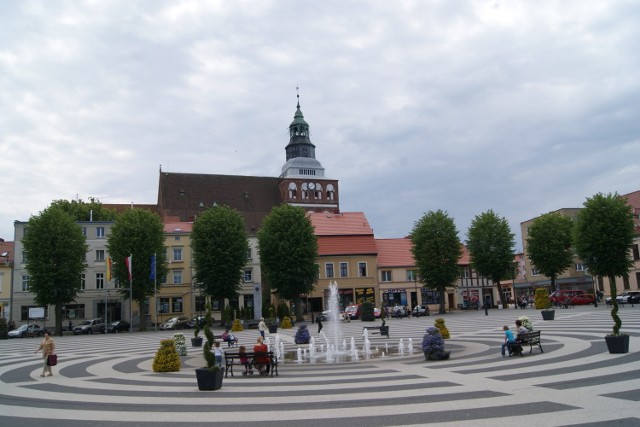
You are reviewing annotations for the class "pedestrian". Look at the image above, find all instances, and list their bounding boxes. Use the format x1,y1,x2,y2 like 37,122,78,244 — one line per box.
316,316,323,334
34,331,56,377
258,317,267,339
253,336,269,375
501,325,516,357
213,341,224,368
68,320,73,331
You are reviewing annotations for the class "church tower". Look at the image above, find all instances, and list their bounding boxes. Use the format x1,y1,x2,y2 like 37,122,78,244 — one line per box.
279,91,339,213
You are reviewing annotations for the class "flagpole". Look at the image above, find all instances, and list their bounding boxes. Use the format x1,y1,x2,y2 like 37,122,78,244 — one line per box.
128,254,133,333
153,253,157,332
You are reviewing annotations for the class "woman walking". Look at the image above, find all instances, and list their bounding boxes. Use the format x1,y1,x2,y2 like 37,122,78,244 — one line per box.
34,331,56,377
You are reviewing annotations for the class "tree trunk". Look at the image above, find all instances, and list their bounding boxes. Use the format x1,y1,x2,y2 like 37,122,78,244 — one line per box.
55,303,63,336
293,296,303,323
439,290,446,314
496,283,507,308
139,300,147,331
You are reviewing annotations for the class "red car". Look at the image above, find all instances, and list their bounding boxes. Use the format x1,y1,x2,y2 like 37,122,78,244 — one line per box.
570,293,596,305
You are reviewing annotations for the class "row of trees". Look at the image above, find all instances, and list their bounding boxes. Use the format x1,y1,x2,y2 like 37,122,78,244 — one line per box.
23,199,318,335
411,192,635,323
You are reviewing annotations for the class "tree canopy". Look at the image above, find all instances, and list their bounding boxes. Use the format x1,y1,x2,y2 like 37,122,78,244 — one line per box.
106,209,167,331
50,197,117,221
411,210,462,315
574,193,635,336
526,212,574,291
23,205,88,336
466,209,515,309
191,206,249,305
258,204,318,321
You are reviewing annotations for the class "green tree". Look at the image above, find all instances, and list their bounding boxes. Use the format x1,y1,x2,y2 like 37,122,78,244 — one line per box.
574,193,635,336
106,209,167,331
50,197,117,221
23,205,88,336
410,210,462,315
191,206,249,315
526,212,574,292
258,204,318,322
467,210,515,311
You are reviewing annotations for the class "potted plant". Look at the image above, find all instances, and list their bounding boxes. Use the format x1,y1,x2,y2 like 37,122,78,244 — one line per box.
294,325,311,344
195,300,224,390
422,327,450,360
574,193,635,355
191,320,203,347
535,288,555,320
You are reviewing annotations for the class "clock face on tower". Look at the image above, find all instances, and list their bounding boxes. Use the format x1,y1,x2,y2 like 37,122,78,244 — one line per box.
308,182,316,190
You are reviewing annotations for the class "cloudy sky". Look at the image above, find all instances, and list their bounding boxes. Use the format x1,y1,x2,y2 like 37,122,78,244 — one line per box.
2,1,639,251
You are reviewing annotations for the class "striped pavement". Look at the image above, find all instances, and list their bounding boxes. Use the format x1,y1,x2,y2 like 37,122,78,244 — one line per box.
0,305,639,427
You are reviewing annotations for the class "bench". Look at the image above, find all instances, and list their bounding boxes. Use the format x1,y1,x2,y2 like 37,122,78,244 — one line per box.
224,351,278,378
509,330,543,355
363,325,389,338
212,334,238,347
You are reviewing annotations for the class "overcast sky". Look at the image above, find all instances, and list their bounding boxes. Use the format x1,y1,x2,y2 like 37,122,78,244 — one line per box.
2,1,639,251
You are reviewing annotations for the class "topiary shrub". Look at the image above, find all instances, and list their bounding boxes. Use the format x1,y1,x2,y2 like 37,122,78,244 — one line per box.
173,333,187,356
202,300,219,371
153,339,181,372
294,325,310,344
277,302,290,319
434,318,450,339
534,288,552,310
281,316,293,329
360,301,375,321
231,318,243,332
422,327,450,360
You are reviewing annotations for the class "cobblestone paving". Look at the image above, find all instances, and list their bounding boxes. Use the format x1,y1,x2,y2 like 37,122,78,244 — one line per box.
1,305,639,426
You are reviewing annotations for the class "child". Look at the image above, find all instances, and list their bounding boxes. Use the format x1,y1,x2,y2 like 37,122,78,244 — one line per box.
239,345,252,376
213,341,224,367
501,325,516,357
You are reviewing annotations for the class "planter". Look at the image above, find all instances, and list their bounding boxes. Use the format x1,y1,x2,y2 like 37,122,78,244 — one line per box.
195,368,224,391
268,324,278,334
191,337,203,347
541,310,555,321
605,334,630,354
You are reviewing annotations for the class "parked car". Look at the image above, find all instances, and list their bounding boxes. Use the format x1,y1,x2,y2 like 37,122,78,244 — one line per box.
412,305,430,317
159,316,190,330
8,324,43,338
73,318,105,335
102,320,130,333
570,293,596,305
344,304,361,320
607,291,640,304
550,290,590,305
316,310,333,322
187,316,207,329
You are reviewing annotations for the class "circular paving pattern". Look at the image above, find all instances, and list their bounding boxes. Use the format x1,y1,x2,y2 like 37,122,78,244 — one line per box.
1,306,639,426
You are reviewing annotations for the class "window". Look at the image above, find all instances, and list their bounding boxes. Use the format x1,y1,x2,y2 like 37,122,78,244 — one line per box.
316,263,320,279
0,272,3,292
531,268,540,276
173,270,183,284
381,270,392,282
21,275,29,291
406,270,417,281
159,298,170,313
96,227,105,238
247,248,252,260
80,274,85,290
575,263,586,271
325,263,334,278
22,251,28,263
95,249,105,261
244,269,253,282
340,262,348,278
82,227,87,237
172,297,183,313
173,247,182,262
461,268,470,279
623,275,630,290
358,262,367,277
195,296,205,312
21,305,48,321
174,236,181,241
96,273,104,289
633,244,640,261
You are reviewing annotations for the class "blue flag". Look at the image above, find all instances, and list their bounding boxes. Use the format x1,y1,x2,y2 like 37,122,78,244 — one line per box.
149,255,156,281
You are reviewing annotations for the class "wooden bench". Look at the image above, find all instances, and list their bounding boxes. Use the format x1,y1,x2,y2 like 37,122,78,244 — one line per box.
509,330,543,355
224,351,278,378
363,325,389,338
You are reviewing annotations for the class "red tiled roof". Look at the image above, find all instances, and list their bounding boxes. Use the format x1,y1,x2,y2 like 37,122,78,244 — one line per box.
163,222,193,233
318,235,377,256
309,212,373,236
0,240,14,263
375,238,414,267
623,189,640,210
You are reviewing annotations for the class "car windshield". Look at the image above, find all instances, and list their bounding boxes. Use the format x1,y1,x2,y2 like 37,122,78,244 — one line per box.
16,325,28,331
167,318,178,322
